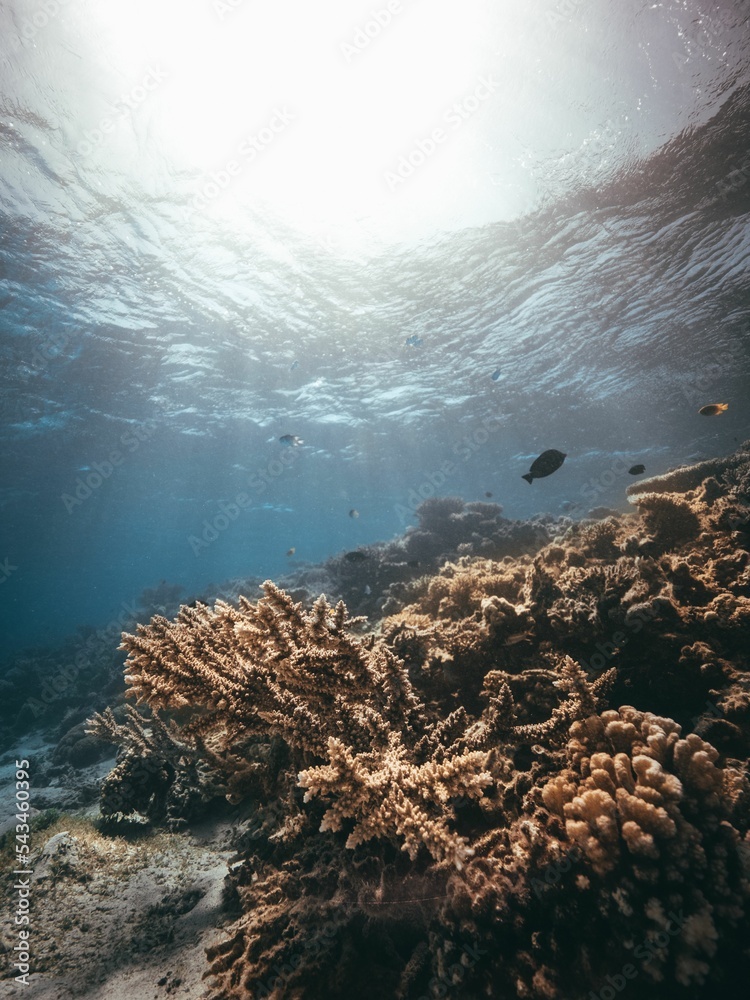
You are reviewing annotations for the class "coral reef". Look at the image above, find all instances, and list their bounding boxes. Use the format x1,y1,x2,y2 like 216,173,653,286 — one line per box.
80,447,750,998
111,585,600,864
276,496,569,624
625,447,750,499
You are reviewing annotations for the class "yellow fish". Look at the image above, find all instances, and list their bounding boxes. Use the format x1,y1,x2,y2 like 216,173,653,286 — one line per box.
698,403,728,416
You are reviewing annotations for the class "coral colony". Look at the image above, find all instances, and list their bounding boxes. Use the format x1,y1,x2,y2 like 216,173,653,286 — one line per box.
73,446,750,996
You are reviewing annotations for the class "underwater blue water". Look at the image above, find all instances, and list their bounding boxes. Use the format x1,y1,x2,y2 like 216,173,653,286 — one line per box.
0,0,749,655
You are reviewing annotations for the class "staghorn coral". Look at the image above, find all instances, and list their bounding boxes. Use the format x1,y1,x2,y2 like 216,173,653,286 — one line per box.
298,734,491,867
115,582,507,866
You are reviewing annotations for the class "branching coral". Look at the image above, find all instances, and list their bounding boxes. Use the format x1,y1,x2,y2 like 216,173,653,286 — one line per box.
118,584,507,865
299,734,491,867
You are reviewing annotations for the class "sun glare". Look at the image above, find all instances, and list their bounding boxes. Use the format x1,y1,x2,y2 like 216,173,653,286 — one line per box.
80,0,497,241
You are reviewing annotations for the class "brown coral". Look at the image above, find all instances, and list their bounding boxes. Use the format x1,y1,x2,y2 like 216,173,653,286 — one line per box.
119,583,496,866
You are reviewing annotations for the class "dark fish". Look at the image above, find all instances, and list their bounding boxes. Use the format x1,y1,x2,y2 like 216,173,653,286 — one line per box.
628,464,646,475
505,632,532,646
484,491,493,498
344,551,369,562
290,360,299,371
522,449,566,484
406,560,420,568
491,369,501,381
698,403,728,416
279,434,303,446
349,508,359,518
286,547,295,557
405,335,423,347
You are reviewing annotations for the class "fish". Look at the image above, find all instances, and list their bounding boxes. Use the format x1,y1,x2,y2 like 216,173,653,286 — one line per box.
290,360,299,371
484,491,493,498
286,547,295,557
698,403,728,416
505,632,533,646
405,335,423,347
364,585,371,595
344,550,369,562
349,508,359,518
279,434,303,446
560,500,581,512
406,560,420,568
628,464,646,475
522,449,566,484
491,369,501,381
